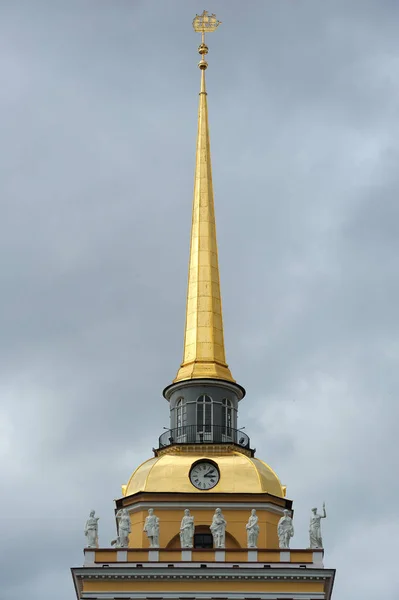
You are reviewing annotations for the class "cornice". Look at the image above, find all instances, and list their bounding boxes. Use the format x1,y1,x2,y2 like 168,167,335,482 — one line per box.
81,595,325,600
72,566,334,581
72,566,335,600
119,501,288,515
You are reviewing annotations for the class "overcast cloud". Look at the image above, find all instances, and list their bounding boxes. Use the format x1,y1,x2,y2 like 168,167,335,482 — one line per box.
1,1,398,599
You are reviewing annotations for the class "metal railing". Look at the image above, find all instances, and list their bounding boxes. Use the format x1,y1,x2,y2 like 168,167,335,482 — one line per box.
158,424,250,449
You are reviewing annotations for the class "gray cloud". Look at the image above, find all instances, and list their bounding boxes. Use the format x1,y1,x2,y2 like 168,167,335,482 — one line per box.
1,1,397,599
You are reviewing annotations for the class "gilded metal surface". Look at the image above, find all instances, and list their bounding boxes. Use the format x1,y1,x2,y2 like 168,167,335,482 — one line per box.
193,11,221,34
174,14,235,384
123,452,284,498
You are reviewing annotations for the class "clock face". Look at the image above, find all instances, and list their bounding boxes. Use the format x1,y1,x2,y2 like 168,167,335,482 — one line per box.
190,461,220,490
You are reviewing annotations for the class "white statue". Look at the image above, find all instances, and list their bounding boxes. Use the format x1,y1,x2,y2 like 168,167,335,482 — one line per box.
210,508,227,548
114,508,131,548
84,510,99,548
309,503,326,548
246,509,260,548
144,508,160,548
277,509,294,549
180,509,194,548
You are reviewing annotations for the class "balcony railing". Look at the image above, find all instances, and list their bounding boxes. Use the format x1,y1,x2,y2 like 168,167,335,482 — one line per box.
158,424,251,449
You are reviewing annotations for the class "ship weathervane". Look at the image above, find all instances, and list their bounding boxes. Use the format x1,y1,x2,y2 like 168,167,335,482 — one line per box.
193,10,221,68
192,10,222,34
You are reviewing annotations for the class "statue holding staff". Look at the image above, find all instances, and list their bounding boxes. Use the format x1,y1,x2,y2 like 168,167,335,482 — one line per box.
309,503,326,548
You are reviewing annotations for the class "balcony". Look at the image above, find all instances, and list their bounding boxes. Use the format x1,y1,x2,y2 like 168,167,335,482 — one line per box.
158,424,251,450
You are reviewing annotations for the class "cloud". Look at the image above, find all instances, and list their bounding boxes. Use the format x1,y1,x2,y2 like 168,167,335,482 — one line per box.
0,1,396,599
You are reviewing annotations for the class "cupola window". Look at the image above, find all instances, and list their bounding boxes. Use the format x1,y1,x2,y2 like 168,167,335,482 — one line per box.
176,398,186,436
196,394,212,435
222,398,232,437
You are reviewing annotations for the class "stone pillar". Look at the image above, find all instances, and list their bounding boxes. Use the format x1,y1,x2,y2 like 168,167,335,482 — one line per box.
247,550,258,562
83,550,95,566
181,550,192,561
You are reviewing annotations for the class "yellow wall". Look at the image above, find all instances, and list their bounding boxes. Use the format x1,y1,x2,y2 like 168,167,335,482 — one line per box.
225,550,248,562
257,550,280,562
126,506,281,549
127,550,151,562
291,550,314,563
192,550,215,561
83,579,325,594
159,550,182,562
94,551,117,562
265,519,279,547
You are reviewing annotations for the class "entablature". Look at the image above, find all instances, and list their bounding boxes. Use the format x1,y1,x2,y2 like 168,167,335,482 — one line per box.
72,557,335,600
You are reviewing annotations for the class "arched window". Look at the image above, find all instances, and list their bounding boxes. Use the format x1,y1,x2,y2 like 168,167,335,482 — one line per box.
176,398,186,436
222,398,232,437
196,394,212,433
194,532,213,548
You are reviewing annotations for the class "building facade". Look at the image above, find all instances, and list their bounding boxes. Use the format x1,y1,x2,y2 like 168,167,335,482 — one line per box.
72,12,335,600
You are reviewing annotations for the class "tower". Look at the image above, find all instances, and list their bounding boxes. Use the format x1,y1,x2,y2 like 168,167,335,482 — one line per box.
72,12,335,600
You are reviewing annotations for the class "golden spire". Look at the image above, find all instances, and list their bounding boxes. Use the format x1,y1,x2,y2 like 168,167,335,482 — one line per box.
174,12,235,384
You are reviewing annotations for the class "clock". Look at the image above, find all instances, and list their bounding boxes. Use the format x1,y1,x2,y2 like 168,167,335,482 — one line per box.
189,461,220,490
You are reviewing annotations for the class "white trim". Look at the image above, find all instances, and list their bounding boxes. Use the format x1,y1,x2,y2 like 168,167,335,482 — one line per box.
215,549,225,562
247,550,258,561
73,566,333,579
280,551,290,561
72,566,333,600
81,593,325,600
123,502,287,515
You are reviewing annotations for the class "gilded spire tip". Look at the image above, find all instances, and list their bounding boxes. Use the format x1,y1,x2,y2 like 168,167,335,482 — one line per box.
193,10,221,70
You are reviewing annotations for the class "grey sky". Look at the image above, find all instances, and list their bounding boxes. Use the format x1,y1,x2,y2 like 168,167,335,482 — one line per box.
1,1,398,598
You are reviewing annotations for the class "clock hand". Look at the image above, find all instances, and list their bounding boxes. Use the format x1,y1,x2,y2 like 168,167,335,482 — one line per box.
204,469,216,478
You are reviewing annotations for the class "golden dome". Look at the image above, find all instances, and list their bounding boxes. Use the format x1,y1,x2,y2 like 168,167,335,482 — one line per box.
123,452,285,498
